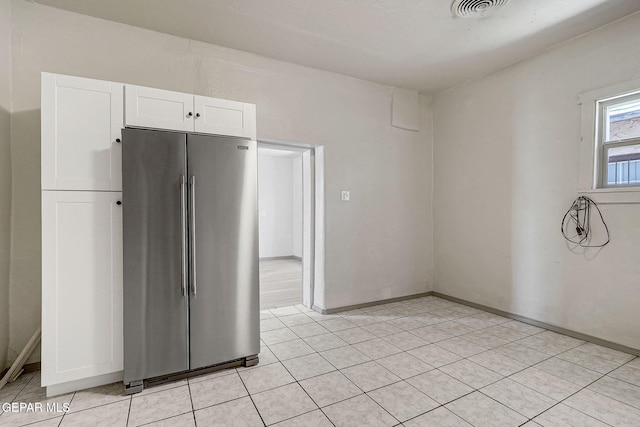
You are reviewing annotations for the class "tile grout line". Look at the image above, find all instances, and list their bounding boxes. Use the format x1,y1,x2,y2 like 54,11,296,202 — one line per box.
235,363,268,426
262,330,348,420
463,328,631,425
56,389,76,427
285,300,620,424
17,296,635,427
557,362,640,419
400,404,469,426
269,354,338,427
446,331,588,423
360,379,436,426
268,306,633,426
271,304,531,393
605,360,640,389
267,308,489,426
186,376,197,427
517,360,622,426
1,372,38,409
301,363,402,425
262,323,411,425
265,297,640,426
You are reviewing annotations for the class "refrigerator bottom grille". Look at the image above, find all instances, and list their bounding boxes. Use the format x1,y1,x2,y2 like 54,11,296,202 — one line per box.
124,354,259,395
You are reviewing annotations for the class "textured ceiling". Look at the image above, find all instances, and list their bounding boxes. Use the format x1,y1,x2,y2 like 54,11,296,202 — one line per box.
31,0,640,93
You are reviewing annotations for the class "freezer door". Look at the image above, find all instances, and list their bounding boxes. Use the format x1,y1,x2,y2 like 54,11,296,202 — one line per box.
122,128,189,383
187,134,259,369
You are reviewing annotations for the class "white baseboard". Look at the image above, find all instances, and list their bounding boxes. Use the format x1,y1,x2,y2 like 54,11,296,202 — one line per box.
320,291,640,356
46,371,123,397
259,256,302,261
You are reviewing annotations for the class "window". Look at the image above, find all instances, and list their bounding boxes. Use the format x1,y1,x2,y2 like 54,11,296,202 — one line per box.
597,91,640,187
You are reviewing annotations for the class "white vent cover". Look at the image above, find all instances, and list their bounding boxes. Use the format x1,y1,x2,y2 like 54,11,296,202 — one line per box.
451,0,509,18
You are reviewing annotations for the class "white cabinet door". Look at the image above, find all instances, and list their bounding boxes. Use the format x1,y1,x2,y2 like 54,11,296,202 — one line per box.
41,191,123,387
125,85,194,132
41,73,123,191
194,96,256,139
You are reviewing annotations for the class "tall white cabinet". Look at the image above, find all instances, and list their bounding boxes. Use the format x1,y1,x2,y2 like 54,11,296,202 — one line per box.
41,192,123,390
41,72,257,396
41,73,124,395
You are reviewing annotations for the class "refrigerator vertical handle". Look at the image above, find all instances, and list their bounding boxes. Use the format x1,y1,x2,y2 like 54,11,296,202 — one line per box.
189,176,197,296
180,175,187,296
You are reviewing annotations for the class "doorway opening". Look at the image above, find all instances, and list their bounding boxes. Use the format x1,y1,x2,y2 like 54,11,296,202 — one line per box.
257,140,324,311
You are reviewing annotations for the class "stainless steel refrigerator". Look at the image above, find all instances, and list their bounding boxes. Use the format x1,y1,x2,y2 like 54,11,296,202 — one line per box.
122,128,259,394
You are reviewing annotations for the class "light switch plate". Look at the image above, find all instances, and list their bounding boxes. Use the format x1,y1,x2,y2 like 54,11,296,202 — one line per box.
341,191,350,201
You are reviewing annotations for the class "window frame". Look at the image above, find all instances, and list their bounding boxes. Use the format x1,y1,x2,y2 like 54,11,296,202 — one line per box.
596,91,640,188
577,77,640,204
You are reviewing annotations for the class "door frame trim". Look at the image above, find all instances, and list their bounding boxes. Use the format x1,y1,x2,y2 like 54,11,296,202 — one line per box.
257,139,325,310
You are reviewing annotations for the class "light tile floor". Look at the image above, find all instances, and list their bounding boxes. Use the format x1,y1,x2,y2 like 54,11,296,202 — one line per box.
259,259,302,310
2,296,640,426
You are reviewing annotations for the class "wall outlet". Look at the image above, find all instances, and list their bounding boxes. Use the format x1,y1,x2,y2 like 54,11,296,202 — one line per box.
341,191,350,201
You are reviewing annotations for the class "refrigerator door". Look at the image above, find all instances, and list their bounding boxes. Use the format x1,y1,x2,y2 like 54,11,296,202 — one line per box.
122,128,189,383
187,134,260,369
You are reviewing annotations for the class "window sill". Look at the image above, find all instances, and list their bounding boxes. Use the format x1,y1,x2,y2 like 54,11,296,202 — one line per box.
578,187,640,204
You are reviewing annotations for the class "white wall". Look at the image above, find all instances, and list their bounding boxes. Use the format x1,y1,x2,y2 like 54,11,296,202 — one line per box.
258,154,294,258
433,12,640,349
292,154,303,258
7,0,434,362
0,0,12,369
258,152,303,259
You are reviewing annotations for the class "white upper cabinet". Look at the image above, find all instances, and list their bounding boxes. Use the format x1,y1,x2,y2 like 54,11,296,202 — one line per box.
125,84,256,139
41,190,123,387
194,96,256,139
124,85,194,133
41,73,123,191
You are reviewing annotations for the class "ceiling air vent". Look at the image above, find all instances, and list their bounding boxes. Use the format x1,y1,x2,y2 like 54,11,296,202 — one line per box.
451,0,509,19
